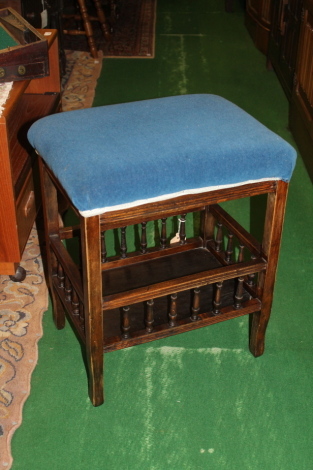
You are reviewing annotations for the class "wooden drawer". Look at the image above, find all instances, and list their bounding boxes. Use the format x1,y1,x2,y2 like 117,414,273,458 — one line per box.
16,168,37,253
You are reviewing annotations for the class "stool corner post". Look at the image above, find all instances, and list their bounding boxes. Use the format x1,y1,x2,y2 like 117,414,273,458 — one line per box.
81,214,104,406
249,310,266,357
38,157,66,329
249,180,290,358
201,205,216,247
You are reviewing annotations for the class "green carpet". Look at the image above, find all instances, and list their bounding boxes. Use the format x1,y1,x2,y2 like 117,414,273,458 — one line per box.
11,1,313,469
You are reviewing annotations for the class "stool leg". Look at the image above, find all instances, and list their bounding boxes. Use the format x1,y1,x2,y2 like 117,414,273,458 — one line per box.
77,0,98,58
39,159,66,330
250,180,289,357
92,0,111,42
81,215,104,406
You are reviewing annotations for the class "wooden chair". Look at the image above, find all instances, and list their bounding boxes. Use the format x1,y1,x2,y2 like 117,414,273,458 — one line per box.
27,94,296,406
63,0,111,58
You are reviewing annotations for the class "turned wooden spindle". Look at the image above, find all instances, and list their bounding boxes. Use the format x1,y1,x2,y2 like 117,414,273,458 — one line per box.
141,222,147,254
237,243,245,263
248,254,257,286
101,232,107,263
64,275,72,302
120,226,127,259
121,306,131,339
79,303,85,326
212,281,223,315
145,299,155,333
72,289,80,316
57,262,65,289
63,0,111,59
160,218,167,249
168,293,178,327
93,0,111,42
191,287,201,321
234,277,244,309
225,231,234,263
76,0,98,58
215,221,223,252
179,214,186,245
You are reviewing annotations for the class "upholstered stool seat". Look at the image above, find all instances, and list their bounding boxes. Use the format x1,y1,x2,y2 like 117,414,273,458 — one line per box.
28,94,296,406
28,95,295,215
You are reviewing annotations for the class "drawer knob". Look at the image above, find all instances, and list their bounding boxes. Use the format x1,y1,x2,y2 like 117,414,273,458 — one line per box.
18,65,26,76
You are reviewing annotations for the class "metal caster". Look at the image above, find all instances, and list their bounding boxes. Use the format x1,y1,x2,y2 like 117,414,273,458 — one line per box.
9,265,26,282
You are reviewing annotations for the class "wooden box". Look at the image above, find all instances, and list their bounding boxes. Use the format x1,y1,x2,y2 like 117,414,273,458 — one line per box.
0,7,49,83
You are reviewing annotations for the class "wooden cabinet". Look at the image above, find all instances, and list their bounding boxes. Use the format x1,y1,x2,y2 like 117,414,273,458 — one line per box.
245,0,273,54
246,0,313,180
289,0,313,180
268,0,303,99
0,0,46,28
0,1,22,15
0,29,60,276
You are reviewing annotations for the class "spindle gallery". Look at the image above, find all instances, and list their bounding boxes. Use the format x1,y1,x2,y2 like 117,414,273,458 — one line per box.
53,206,265,352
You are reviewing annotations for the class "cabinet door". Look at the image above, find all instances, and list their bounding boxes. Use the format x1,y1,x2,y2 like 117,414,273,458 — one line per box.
245,0,273,54
0,0,45,27
0,1,22,13
247,0,272,20
290,0,313,180
268,0,303,99
21,0,44,28
295,1,313,111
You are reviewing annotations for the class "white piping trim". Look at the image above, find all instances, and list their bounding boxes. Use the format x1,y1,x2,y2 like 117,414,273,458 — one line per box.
79,177,280,218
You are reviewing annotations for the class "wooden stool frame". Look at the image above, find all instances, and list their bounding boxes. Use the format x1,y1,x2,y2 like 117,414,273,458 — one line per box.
39,157,289,407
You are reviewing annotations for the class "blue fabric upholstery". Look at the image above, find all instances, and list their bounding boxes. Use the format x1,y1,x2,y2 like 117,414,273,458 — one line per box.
27,94,296,216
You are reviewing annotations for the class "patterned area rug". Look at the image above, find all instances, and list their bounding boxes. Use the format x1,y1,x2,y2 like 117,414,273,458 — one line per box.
0,227,47,469
63,0,156,58
0,51,102,470
61,50,103,111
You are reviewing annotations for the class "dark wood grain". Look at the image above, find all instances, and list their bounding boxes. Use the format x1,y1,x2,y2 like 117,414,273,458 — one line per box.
245,0,272,55
103,299,262,352
289,0,313,183
250,180,288,356
267,0,302,100
0,8,49,83
81,214,104,406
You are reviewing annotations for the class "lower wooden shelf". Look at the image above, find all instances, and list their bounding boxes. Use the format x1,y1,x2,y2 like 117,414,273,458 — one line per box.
50,225,265,352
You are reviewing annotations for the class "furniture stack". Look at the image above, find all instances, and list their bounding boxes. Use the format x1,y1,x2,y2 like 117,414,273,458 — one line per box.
246,0,313,181
0,27,60,278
